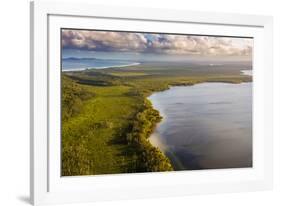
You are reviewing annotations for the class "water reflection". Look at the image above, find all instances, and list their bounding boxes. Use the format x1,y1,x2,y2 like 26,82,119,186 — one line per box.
148,82,252,170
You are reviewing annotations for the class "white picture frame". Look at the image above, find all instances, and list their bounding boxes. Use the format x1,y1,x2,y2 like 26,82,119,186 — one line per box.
30,0,273,205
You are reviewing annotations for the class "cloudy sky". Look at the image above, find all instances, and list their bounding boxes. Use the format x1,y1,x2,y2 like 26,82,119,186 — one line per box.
62,29,253,61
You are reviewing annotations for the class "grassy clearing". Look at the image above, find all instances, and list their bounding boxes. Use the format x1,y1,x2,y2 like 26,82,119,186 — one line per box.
109,72,148,77
62,84,142,175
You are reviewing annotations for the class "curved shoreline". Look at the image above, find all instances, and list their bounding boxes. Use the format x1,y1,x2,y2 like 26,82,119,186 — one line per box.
62,68,253,175
145,80,253,171
62,62,141,72
126,98,174,172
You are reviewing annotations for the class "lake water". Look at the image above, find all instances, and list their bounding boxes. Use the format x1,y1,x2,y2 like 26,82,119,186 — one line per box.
148,82,252,170
62,58,140,71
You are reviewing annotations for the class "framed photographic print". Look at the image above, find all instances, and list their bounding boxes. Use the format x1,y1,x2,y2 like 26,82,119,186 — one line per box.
30,0,273,205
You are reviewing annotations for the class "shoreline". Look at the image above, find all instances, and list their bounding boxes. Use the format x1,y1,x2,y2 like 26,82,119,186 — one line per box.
62,68,253,175
146,80,253,170
62,62,140,72
125,97,174,172
240,69,253,76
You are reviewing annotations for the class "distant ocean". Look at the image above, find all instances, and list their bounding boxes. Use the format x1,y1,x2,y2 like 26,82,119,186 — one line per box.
62,57,140,71
241,70,253,76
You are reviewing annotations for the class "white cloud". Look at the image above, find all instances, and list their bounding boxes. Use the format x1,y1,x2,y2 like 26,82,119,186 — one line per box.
62,29,253,57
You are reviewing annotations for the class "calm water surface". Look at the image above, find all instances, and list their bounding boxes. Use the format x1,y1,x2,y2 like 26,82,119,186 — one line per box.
148,82,252,170
62,58,140,71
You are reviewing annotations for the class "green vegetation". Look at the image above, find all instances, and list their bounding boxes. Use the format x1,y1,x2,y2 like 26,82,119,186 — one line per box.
62,64,252,176
126,99,173,172
109,72,148,77
62,75,94,121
